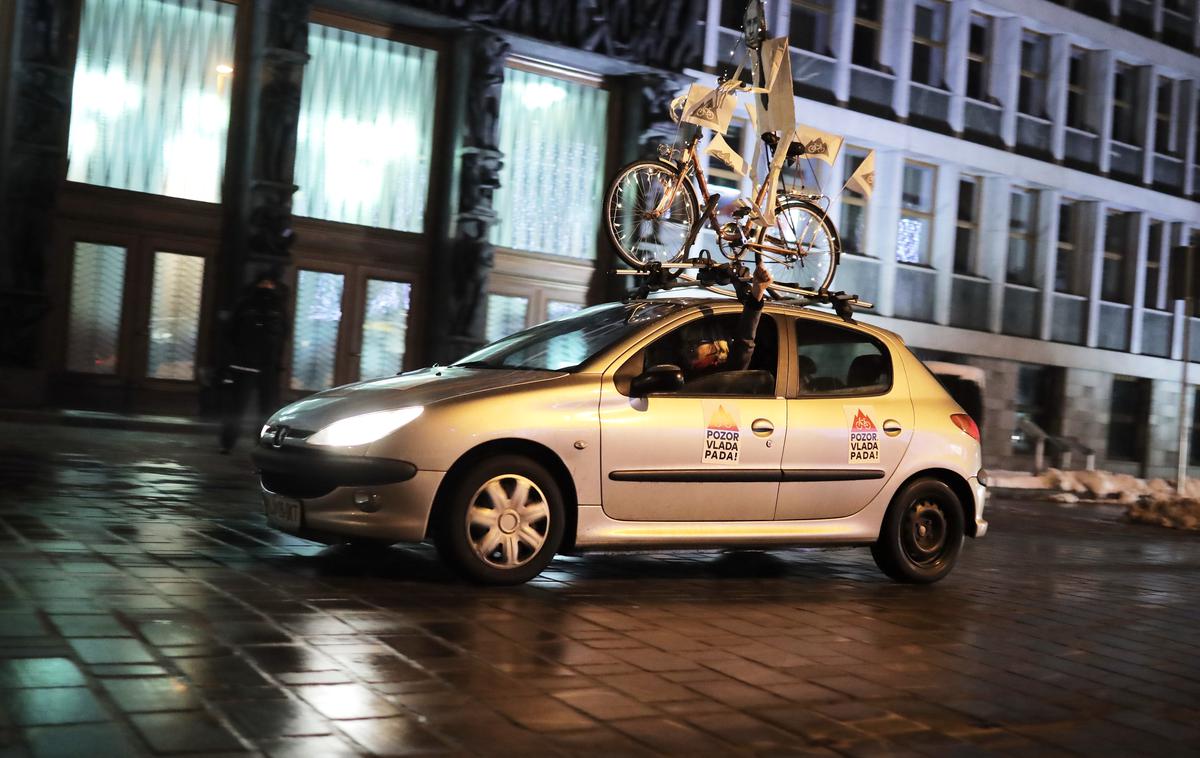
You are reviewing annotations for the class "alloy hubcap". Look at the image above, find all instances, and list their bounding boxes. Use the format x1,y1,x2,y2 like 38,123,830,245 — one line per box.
466,474,550,569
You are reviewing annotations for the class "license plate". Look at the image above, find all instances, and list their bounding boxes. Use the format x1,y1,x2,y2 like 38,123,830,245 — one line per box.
264,494,302,531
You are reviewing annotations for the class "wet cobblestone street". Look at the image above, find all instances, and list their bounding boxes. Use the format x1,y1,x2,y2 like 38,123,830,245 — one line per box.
0,421,1198,757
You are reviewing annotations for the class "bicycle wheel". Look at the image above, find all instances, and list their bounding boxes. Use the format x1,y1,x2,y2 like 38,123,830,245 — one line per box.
605,160,699,269
753,196,841,293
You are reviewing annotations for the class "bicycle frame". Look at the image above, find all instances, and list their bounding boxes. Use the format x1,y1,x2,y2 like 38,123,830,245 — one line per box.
655,139,823,266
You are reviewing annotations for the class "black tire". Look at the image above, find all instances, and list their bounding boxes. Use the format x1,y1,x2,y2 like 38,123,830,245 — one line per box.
604,160,699,269
871,478,964,584
434,455,565,585
753,196,841,293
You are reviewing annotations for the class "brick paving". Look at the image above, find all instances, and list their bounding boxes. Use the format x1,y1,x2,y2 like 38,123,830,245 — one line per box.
0,421,1198,757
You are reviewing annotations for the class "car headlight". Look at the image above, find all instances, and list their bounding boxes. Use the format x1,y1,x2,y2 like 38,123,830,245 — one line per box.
308,407,424,447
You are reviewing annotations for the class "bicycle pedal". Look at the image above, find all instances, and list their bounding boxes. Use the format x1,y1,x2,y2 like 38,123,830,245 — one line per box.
731,206,751,219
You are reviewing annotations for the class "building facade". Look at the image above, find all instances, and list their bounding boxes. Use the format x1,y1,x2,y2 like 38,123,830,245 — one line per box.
0,0,1198,477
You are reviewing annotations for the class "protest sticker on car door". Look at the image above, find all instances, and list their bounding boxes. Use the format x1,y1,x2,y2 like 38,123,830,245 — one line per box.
844,406,880,464
702,402,740,464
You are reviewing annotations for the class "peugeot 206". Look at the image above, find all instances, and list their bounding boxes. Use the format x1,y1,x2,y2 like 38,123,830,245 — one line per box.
255,298,987,585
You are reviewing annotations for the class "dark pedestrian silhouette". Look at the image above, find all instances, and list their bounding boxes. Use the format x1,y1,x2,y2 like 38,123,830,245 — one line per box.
219,271,288,452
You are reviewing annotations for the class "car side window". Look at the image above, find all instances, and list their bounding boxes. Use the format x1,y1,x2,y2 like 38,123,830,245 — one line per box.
795,320,891,396
621,313,779,396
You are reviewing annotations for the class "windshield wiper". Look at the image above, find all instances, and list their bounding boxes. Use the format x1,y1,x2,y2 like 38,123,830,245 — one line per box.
451,360,498,369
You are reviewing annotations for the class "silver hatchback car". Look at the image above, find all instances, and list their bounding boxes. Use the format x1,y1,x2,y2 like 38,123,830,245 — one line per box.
256,298,987,585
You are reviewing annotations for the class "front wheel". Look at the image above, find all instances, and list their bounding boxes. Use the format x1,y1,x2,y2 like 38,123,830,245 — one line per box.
753,196,840,293
434,455,565,585
871,478,964,584
605,160,699,269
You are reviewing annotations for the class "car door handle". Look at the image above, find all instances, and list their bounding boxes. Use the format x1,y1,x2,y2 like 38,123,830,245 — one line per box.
751,418,774,437
882,419,902,436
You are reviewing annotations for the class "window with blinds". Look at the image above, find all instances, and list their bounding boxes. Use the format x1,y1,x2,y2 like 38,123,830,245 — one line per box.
293,24,438,232
492,67,609,259
67,0,236,202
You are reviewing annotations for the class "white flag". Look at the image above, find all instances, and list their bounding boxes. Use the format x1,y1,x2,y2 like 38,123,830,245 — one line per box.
704,133,748,177
845,150,877,199
680,83,736,134
793,124,844,166
759,37,795,136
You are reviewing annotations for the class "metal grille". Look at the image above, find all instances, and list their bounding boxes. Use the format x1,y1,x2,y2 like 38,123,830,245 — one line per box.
68,0,235,202
293,24,437,232
359,280,412,380
492,69,609,259
291,270,344,390
485,295,529,343
66,243,127,374
147,252,205,380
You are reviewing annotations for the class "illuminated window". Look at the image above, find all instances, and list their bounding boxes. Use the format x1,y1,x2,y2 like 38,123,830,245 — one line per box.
954,176,979,275
293,24,437,232
147,252,205,381
67,0,235,202
359,280,412,380
485,295,529,343
897,161,935,265
290,270,345,391
66,243,127,374
1007,188,1038,286
492,67,609,259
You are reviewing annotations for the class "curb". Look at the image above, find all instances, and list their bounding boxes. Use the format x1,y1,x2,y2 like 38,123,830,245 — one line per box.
0,407,220,435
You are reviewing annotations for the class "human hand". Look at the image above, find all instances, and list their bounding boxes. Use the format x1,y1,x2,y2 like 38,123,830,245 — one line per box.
751,264,773,301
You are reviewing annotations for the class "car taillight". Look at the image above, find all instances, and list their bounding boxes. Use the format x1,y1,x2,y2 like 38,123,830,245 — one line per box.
951,413,980,442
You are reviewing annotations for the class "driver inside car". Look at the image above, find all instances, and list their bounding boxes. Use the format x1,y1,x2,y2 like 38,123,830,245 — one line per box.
682,263,773,377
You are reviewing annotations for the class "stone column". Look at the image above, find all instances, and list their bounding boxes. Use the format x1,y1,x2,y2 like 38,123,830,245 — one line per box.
0,0,76,376
210,0,310,385
425,30,510,366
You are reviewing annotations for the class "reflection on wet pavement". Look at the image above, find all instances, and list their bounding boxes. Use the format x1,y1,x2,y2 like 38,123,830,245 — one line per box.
1,422,1198,756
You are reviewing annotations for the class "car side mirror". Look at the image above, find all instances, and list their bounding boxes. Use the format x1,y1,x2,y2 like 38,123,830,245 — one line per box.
630,364,684,396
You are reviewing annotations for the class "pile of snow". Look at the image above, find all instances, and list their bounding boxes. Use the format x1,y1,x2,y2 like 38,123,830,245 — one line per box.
990,467,1200,531
1127,498,1200,531
989,468,1200,504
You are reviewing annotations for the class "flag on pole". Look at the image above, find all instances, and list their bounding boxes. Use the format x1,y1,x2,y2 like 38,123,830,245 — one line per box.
758,37,795,136
704,133,748,177
844,149,877,200
793,124,844,166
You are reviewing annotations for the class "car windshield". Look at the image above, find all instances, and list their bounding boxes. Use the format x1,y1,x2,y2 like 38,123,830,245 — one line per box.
453,302,683,372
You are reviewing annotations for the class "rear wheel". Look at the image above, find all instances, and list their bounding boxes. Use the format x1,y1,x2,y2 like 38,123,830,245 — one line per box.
871,478,964,583
434,455,565,585
753,196,840,293
605,160,699,269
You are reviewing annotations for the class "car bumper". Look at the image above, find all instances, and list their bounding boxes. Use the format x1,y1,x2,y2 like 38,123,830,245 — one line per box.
253,444,443,543
971,473,988,538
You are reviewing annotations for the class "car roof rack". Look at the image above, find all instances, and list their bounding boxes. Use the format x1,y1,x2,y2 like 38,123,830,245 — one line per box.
614,254,873,323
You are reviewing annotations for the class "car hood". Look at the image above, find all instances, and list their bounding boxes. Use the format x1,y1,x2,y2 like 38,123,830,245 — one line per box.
270,367,565,432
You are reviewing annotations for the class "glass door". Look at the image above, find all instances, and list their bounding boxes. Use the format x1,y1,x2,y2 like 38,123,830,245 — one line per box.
62,233,213,400
288,264,414,394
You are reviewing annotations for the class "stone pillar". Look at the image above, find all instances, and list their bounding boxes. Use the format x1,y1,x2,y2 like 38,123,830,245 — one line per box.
944,0,969,134
0,0,76,375
1036,189,1061,341
210,0,310,380
426,30,510,366
243,0,311,281
992,16,1021,149
829,0,854,104
1046,34,1069,161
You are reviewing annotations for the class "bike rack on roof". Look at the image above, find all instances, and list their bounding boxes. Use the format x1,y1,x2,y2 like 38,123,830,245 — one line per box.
613,254,873,323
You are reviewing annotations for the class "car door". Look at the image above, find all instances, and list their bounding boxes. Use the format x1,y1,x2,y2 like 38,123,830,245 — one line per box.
599,309,787,522
775,316,915,521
